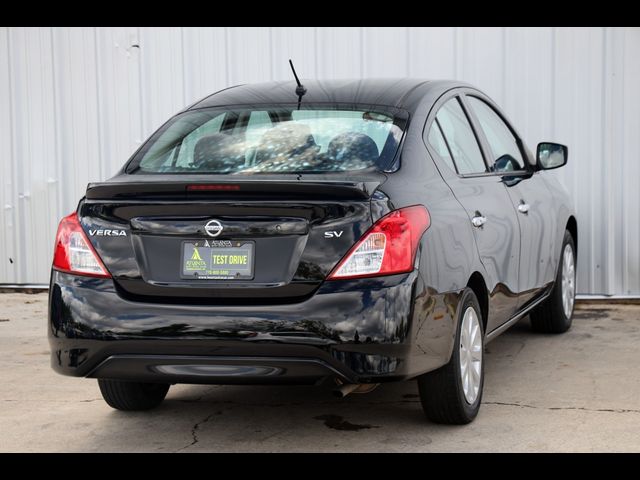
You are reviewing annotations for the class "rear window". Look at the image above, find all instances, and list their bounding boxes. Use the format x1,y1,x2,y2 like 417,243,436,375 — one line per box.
127,106,407,174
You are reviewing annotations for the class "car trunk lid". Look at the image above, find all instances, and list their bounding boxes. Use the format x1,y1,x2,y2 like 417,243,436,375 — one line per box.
78,174,384,304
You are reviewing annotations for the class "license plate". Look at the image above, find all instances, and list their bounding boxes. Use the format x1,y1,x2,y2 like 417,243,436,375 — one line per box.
181,240,254,280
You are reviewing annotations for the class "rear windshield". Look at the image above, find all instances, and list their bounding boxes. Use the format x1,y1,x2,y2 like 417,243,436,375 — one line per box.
126,106,407,174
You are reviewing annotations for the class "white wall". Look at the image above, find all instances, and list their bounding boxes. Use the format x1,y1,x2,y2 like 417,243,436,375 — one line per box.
1,27,639,294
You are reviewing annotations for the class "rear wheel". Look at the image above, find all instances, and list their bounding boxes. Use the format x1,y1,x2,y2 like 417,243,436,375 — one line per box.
98,379,169,411
530,230,575,333
417,288,484,424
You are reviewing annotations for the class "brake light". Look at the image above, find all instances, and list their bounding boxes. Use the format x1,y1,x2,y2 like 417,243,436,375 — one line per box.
52,212,111,278
328,205,430,280
187,184,241,191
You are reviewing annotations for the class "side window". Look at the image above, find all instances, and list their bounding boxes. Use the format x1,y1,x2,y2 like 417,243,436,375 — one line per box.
466,96,524,172
426,121,457,173
435,98,487,174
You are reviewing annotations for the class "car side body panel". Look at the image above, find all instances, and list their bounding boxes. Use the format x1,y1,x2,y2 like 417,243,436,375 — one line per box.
418,86,525,334
539,171,578,273
458,88,561,310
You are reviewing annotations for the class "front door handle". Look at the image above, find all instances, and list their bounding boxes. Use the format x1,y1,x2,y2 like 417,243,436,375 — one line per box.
518,201,530,214
471,213,487,228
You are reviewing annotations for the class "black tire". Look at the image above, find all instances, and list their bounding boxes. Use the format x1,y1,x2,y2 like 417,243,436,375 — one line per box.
417,288,484,424
530,230,575,334
98,379,169,411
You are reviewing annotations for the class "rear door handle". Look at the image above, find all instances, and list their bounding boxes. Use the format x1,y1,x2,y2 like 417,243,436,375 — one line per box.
518,201,530,214
471,214,487,228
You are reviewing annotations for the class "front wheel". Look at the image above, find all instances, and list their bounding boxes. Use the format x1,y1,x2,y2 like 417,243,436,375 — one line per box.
98,379,170,411
530,230,576,333
417,288,484,424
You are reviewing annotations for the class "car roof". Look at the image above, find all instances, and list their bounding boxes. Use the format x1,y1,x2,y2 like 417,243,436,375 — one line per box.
188,79,465,113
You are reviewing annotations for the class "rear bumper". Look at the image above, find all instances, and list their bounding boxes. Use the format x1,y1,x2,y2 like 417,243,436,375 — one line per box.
48,270,460,384
88,355,351,385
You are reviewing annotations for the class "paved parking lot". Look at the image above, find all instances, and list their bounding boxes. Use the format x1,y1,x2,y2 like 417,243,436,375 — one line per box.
0,292,638,452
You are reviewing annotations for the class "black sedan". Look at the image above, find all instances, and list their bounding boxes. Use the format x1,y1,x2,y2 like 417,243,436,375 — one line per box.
48,78,576,424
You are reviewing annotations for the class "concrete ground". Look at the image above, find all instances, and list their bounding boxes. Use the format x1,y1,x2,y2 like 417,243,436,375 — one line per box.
0,292,638,452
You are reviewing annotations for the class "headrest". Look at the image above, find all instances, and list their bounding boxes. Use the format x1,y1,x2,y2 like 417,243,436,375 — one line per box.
193,133,244,171
327,132,379,163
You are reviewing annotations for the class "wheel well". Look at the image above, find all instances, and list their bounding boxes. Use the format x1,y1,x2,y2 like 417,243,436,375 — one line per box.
566,216,578,253
467,272,488,331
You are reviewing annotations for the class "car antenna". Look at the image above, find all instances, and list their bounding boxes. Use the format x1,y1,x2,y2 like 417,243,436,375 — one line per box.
288,59,307,110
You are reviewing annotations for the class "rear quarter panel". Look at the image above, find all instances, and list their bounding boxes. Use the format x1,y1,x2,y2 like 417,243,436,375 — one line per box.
374,110,486,375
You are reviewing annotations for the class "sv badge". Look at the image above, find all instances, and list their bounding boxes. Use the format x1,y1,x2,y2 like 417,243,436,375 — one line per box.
324,231,344,238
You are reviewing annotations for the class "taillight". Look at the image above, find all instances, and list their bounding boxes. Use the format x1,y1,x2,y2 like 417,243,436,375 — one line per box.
52,212,111,278
328,205,430,280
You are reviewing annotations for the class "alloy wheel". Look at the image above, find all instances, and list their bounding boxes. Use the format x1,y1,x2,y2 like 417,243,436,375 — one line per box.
459,307,482,404
561,244,576,317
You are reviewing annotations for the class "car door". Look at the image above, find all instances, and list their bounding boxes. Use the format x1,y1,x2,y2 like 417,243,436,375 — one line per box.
463,94,556,308
425,95,520,333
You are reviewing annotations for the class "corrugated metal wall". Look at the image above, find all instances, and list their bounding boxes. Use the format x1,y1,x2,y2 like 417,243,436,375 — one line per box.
1,27,639,294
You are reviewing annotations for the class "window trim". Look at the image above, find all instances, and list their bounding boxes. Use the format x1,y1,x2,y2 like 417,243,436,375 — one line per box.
428,95,490,175
423,92,489,177
460,93,533,177
429,117,459,175
422,87,533,180
454,95,492,174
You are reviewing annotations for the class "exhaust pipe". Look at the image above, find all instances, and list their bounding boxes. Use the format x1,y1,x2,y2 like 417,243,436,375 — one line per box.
333,383,379,398
334,383,360,398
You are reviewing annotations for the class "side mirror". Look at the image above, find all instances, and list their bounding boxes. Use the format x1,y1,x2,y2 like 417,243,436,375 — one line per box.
492,154,518,173
537,142,568,170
